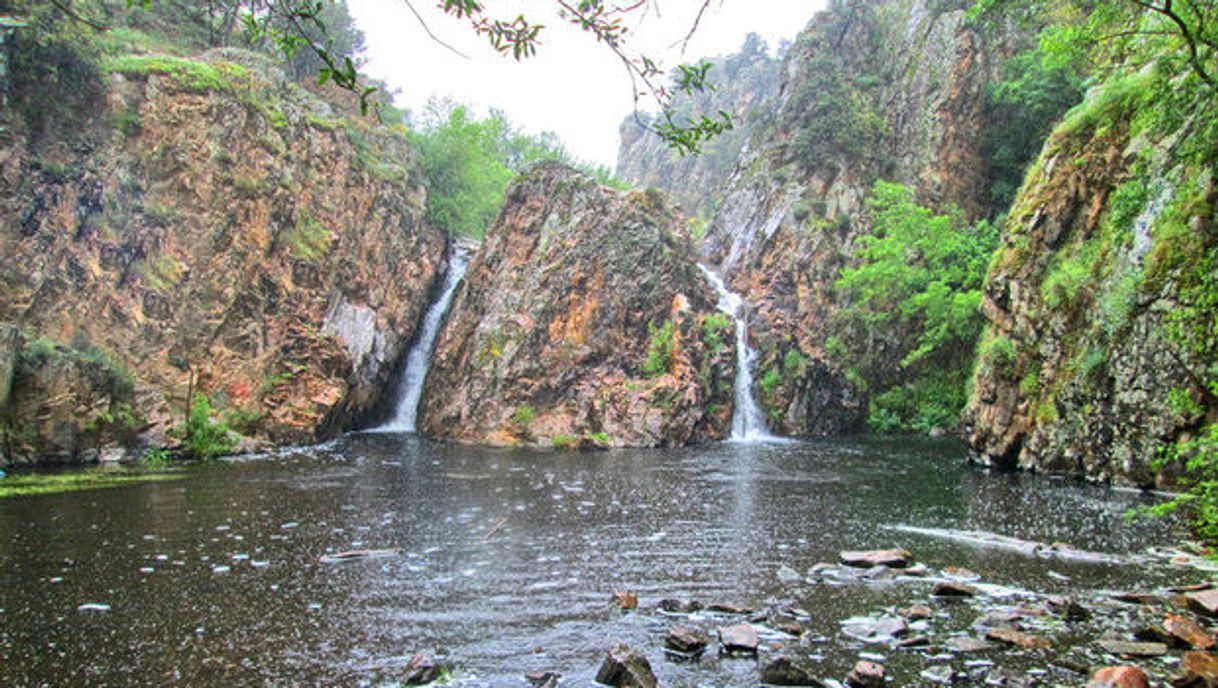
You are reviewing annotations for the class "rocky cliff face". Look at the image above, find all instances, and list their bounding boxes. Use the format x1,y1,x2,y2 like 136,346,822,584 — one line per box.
693,0,1017,436
615,36,781,220
0,48,445,465
964,63,1218,485
418,162,734,447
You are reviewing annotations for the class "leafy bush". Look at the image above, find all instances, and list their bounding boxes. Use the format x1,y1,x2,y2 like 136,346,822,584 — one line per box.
642,320,675,377
177,394,237,461
510,404,535,431
834,181,998,432
701,313,731,355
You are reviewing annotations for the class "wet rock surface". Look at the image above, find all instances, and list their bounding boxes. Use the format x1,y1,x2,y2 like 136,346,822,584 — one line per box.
419,162,733,448
595,644,657,688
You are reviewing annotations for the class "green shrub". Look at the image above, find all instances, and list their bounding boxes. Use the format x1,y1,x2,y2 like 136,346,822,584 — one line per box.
701,313,731,354
760,368,781,395
783,349,808,375
642,320,675,377
176,394,237,461
510,404,535,431
280,211,332,262
141,447,172,468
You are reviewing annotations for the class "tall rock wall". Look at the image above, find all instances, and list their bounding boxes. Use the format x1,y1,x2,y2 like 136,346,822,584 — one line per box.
615,36,782,220
418,162,735,447
964,62,1218,485
0,48,445,465
693,0,1018,436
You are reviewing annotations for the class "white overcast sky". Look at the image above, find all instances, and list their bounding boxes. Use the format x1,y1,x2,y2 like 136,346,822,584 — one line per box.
347,1,825,168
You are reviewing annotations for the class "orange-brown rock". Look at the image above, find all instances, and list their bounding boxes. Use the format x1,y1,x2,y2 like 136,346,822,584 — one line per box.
418,163,733,447
0,49,444,464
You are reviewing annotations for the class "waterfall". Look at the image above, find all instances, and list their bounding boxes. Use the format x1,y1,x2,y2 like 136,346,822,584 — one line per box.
698,265,776,442
378,248,470,433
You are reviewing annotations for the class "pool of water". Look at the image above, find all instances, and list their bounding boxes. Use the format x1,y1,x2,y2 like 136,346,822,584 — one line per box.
0,435,1198,686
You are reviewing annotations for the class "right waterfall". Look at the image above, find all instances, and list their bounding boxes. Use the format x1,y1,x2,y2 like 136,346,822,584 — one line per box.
698,265,777,442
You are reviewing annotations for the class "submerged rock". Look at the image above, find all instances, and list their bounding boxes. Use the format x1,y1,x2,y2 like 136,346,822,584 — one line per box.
595,644,657,688
418,163,733,448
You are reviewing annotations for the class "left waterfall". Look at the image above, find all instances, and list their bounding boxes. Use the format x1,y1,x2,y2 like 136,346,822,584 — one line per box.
377,247,471,432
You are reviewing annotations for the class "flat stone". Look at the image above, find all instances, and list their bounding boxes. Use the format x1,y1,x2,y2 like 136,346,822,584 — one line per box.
948,636,995,653
899,604,933,620
873,616,909,638
1166,614,1217,650
943,566,980,580
840,548,912,569
1087,666,1149,688
1113,591,1159,605
403,653,448,685
664,627,708,655
897,635,931,648
707,601,753,615
1173,651,1218,687
933,581,977,597
595,644,656,688
1190,590,1218,617
760,655,825,686
985,628,1051,650
717,623,759,655
846,660,885,688
525,670,561,687
1135,625,1175,645
1098,640,1169,657
775,621,805,637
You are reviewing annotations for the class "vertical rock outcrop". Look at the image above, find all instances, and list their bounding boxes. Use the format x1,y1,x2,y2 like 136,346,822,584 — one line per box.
418,162,734,447
964,63,1218,485
0,49,444,464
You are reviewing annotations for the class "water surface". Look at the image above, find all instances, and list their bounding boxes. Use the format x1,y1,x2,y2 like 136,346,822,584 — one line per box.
0,436,1194,686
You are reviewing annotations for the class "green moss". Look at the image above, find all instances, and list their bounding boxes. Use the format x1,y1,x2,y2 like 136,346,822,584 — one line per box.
760,368,781,395
281,211,332,262
0,469,186,499
1056,69,1154,139
551,434,576,448
1018,369,1040,396
141,255,184,292
103,55,250,93
978,334,1017,372
783,349,808,375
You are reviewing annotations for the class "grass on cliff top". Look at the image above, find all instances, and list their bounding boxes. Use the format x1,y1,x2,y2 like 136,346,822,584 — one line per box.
103,54,251,93
0,469,187,499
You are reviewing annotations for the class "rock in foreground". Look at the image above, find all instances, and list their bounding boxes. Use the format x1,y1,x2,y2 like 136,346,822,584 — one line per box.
595,644,657,688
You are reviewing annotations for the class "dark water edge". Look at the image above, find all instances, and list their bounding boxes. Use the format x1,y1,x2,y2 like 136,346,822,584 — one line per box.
0,434,1204,686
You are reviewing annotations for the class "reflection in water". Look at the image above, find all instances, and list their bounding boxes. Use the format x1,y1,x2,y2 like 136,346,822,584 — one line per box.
0,436,1189,686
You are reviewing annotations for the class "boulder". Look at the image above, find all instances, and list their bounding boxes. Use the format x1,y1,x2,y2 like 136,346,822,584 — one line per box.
846,660,885,688
402,653,449,685
1165,614,1216,650
1088,666,1149,688
760,655,825,686
595,644,657,688
1191,590,1218,618
664,627,708,655
933,581,978,597
1173,651,1218,687
718,623,759,655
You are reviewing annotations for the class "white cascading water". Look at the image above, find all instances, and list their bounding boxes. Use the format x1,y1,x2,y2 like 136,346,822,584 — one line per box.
379,248,470,433
698,265,775,442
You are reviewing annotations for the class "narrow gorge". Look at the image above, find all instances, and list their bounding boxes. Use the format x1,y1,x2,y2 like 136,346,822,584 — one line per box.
2,0,1217,686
